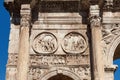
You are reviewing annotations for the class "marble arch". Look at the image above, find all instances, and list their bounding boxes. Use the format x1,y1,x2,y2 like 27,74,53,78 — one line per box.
107,35,120,64
40,68,80,80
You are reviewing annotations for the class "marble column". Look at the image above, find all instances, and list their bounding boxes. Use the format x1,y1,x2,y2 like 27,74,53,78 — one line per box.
17,4,31,80
89,5,104,80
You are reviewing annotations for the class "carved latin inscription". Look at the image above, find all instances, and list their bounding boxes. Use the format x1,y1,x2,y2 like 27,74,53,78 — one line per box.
32,32,58,54
62,32,87,54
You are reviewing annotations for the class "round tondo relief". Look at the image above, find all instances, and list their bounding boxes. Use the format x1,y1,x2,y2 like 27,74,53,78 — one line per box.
62,32,87,54
32,32,58,54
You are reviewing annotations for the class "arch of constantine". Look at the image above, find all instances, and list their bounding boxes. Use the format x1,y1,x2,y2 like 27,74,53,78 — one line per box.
4,0,120,80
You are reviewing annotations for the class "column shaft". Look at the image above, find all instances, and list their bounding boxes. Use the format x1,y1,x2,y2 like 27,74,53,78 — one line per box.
17,4,31,80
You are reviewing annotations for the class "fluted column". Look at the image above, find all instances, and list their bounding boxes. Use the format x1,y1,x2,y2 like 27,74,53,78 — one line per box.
89,5,104,80
17,4,31,80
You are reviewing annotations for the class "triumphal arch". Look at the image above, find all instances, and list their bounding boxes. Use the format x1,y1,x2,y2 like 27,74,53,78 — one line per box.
4,0,120,80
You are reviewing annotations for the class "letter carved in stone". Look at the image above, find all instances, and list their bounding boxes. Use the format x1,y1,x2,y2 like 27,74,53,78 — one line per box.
32,32,58,54
62,32,87,54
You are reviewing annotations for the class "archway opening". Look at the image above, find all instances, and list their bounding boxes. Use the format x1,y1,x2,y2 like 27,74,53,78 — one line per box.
113,44,120,80
48,74,74,80
113,44,120,60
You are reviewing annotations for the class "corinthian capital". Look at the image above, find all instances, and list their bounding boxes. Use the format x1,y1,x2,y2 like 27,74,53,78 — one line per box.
89,15,101,27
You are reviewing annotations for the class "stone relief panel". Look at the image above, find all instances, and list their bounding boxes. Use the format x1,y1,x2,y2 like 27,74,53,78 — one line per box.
6,67,17,80
69,66,91,79
29,55,90,67
28,66,91,80
28,68,42,80
62,32,87,54
7,53,18,66
32,32,58,54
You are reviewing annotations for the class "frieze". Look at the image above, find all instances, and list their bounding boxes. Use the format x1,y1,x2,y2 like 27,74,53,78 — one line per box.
29,55,89,67
62,32,87,54
32,32,58,54
7,53,18,66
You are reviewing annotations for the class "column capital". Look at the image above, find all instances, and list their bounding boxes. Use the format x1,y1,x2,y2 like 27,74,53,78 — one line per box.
20,4,31,27
89,5,101,27
89,15,101,27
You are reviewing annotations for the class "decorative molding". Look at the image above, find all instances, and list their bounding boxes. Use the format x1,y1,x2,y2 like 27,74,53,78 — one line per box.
104,65,118,71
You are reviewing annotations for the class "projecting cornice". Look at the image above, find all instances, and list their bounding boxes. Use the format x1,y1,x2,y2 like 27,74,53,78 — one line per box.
4,0,103,13
4,0,120,16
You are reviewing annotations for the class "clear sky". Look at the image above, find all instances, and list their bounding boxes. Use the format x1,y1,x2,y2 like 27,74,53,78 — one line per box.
0,0,119,80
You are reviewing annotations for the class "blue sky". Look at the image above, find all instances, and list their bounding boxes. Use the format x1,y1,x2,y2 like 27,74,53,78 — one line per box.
0,0,120,80
0,0,10,80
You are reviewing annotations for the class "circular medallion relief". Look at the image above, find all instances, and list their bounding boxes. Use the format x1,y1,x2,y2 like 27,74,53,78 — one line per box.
62,32,87,54
32,32,58,54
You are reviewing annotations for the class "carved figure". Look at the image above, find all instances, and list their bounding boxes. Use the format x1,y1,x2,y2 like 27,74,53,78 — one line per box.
33,33,57,54
63,32,87,54
29,68,41,80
